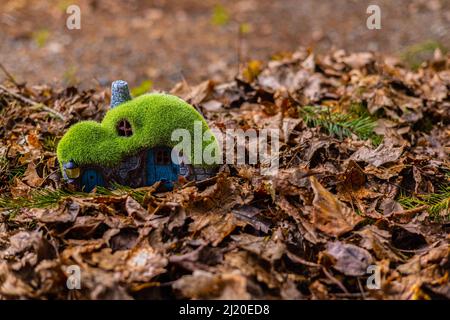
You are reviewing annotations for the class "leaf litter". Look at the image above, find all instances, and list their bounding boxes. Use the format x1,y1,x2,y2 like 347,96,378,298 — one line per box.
0,48,449,300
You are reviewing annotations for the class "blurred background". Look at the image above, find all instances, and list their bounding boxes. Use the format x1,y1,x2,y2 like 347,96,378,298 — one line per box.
0,0,449,90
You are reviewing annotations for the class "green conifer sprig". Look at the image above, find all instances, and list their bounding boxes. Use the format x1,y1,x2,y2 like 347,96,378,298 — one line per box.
300,105,381,144
0,184,149,213
398,185,450,220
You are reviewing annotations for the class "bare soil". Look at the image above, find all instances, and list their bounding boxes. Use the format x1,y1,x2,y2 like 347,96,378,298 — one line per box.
0,0,449,89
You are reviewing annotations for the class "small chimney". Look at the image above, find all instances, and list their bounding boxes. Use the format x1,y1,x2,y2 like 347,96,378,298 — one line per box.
110,80,132,108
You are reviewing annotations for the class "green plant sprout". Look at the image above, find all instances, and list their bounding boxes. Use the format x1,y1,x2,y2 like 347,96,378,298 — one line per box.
131,80,153,97
211,4,230,26
0,156,27,184
33,29,50,48
400,40,447,70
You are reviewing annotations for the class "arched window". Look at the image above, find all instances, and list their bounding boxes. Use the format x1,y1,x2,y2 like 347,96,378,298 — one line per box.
117,119,133,137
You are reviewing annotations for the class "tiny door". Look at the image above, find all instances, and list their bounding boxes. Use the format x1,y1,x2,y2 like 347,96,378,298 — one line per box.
146,147,180,187
81,169,105,192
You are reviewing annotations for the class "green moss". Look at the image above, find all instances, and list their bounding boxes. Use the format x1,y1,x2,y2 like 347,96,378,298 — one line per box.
63,65,79,86
400,40,447,70
211,4,230,26
33,29,50,48
131,80,153,97
57,93,218,168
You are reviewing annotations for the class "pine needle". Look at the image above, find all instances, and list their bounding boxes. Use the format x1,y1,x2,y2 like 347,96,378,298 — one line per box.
0,184,150,213
0,188,81,211
96,183,149,204
300,105,381,144
398,185,450,220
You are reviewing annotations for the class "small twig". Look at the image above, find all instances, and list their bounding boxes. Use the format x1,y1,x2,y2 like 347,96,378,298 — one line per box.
0,62,19,86
179,70,191,92
286,251,321,268
322,267,349,294
357,277,367,299
390,205,428,218
0,84,36,105
236,23,243,77
0,84,66,121
333,292,365,298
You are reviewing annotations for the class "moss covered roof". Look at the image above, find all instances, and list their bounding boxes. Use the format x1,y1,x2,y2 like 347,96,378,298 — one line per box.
57,93,217,168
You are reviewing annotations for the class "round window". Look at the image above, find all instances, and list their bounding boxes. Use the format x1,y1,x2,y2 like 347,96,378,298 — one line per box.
117,119,133,137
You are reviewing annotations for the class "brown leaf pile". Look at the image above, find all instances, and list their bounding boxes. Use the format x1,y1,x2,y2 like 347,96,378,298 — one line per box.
0,48,449,300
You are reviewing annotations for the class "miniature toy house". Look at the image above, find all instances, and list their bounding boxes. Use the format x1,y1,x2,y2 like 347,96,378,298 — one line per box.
57,80,217,192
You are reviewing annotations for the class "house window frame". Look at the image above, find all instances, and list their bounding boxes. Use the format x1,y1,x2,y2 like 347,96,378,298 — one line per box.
155,149,171,165
117,119,133,137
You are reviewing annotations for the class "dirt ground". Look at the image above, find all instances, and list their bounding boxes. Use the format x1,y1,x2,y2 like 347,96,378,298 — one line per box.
0,0,449,90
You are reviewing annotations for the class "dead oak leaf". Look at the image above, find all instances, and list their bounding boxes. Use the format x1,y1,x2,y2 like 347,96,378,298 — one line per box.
90,248,128,271
224,250,282,289
396,244,448,276
189,212,246,246
171,80,214,106
34,200,80,224
26,133,43,150
277,195,323,244
357,225,405,262
322,241,373,276
350,140,404,168
22,162,44,187
310,176,364,237
71,266,132,300
123,245,167,282
341,160,366,190
230,231,286,263
125,196,148,222
364,163,405,180
0,263,35,298
173,270,250,300
10,177,32,198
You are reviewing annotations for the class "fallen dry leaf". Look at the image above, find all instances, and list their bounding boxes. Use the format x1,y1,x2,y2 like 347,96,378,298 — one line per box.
323,241,373,276
350,140,404,168
0,46,449,300
310,176,364,237
173,270,250,300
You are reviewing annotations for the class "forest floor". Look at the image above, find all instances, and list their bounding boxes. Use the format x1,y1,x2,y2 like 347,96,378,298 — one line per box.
0,46,449,299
